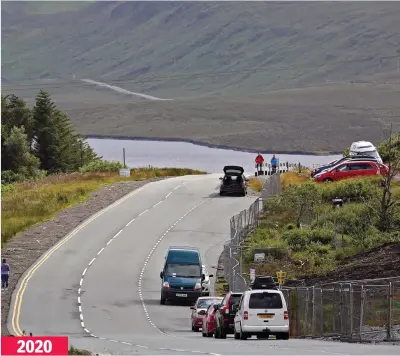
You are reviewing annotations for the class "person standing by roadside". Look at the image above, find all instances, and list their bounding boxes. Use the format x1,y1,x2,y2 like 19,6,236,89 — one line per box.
1,258,10,290
271,154,278,174
255,152,264,172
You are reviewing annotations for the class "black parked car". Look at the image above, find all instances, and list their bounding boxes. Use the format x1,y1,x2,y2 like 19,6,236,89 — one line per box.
219,165,248,196
214,292,243,339
311,155,378,178
250,275,278,290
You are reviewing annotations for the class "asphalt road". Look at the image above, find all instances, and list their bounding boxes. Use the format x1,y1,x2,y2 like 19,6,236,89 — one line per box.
8,174,400,355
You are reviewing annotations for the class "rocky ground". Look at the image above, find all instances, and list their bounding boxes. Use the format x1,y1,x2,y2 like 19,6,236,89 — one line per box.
1,178,168,336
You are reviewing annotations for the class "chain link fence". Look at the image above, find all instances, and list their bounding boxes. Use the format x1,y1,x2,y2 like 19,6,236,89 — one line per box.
281,278,400,341
222,173,281,292
221,171,400,341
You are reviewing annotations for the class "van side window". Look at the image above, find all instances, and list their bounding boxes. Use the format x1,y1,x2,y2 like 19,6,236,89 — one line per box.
249,292,283,309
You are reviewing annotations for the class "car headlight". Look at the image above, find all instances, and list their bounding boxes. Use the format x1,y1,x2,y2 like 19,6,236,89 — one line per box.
195,282,202,290
314,173,321,178
162,281,169,288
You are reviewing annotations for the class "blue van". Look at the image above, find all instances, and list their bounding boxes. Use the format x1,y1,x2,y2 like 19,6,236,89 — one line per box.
160,246,204,305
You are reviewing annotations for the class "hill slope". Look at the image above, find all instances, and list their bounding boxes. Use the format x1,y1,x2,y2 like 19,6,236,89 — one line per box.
2,1,400,96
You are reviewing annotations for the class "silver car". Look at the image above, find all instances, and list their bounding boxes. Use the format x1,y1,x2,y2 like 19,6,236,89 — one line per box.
201,265,214,296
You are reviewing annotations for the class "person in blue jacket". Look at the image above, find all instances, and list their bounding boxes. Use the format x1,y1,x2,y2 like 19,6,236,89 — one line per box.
271,154,278,173
1,258,10,290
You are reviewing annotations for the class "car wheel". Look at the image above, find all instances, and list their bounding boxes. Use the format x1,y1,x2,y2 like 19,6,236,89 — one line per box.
194,326,200,332
281,332,289,340
202,329,207,337
160,297,166,305
220,191,224,196
234,330,240,340
239,325,247,340
220,327,227,339
323,178,333,183
192,324,195,332
214,326,220,339
208,332,213,337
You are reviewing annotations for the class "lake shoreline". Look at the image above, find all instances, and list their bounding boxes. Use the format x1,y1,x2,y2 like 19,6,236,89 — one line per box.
85,134,342,156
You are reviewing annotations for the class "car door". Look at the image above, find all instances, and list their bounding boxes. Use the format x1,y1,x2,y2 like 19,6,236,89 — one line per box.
353,162,377,177
246,291,286,328
332,163,351,181
234,294,244,331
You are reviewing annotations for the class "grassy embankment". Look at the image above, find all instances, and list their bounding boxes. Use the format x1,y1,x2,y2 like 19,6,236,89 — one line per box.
243,170,400,280
1,167,205,246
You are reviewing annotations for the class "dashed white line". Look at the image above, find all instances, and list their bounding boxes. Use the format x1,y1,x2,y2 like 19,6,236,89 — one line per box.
138,209,148,216
74,180,218,354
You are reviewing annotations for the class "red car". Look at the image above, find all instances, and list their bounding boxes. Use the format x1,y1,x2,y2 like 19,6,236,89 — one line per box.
190,297,222,332
313,161,388,183
202,301,222,337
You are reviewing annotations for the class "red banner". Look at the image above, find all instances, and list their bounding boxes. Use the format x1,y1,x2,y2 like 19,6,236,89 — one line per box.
1,336,68,355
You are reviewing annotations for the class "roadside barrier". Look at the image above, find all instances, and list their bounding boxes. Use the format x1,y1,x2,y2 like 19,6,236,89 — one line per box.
254,162,308,176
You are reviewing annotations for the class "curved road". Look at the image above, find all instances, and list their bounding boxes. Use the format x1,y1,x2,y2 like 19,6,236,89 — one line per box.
8,174,399,355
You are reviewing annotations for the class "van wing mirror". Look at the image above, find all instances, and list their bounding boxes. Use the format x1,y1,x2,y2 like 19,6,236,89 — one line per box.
209,274,214,278
201,273,205,281
190,306,195,310
213,304,219,311
160,271,164,278
219,177,223,180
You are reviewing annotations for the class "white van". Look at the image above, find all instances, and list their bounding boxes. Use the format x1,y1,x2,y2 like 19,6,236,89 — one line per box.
233,289,289,340
349,141,383,164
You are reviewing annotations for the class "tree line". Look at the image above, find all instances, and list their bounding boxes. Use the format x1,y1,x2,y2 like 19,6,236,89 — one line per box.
1,90,99,184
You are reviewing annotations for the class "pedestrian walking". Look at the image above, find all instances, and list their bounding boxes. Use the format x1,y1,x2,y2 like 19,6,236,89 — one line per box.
255,152,264,172
271,154,278,174
1,258,10,290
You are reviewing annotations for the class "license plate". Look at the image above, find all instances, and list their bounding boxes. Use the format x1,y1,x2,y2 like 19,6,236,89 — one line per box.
176,293,187,297
258,314,274,319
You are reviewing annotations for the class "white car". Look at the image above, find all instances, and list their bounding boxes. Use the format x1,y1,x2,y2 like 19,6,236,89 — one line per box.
233,289,289,340
201,265,213,296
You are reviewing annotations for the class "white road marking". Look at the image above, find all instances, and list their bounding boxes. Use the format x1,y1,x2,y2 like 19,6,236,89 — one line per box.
73,180,219,354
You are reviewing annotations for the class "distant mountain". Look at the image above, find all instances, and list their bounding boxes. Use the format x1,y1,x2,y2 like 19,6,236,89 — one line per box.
2,1,400,96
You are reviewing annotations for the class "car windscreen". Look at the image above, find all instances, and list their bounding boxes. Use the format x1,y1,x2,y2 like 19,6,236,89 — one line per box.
166,250,199,264
248,292,283,309
197,299,221,309
165,264,201,278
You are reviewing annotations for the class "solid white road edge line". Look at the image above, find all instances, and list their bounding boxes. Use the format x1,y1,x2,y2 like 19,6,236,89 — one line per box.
76,182,217,355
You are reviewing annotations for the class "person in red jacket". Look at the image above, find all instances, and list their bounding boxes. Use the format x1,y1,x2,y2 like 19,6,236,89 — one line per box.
255,152,264,172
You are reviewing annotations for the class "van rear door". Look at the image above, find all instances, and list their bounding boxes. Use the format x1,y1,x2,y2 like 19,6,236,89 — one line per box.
246,291,286,327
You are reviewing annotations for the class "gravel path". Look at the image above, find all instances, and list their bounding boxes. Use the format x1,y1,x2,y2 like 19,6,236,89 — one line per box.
1,178,168,336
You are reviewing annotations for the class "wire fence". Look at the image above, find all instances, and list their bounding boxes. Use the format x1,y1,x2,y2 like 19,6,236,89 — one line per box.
282,279,400,341
222,172,400,341
222,173,281,292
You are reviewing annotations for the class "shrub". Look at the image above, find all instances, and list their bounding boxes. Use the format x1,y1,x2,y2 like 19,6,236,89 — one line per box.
281,229,309,251
308,228,334,244
79,160,124,173
319,177,381,202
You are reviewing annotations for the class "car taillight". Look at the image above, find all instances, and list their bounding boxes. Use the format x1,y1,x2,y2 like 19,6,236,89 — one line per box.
284,311,288,320
244,311,248,320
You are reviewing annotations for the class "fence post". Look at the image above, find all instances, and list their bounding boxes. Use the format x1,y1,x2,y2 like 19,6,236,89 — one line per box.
296,288,300,337
312,286,316,336
349,283,354,339
305,288,310,335
359,285,365,341
386,282,392,341
320,287,324,336
339,283,344,337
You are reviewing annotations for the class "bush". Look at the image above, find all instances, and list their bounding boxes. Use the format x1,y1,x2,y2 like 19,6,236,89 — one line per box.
319,177,381,202
79,160,124,173
281,229,310,251
308,228,334,244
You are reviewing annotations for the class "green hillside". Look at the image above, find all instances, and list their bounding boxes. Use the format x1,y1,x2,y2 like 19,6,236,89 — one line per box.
2,1,400,96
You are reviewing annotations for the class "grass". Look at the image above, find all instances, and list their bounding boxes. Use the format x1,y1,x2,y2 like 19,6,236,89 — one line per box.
68,347,91,355
2,2,400,97
3,83,400,154
243,173,400,280
1,168,205,246
248,177,263,192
